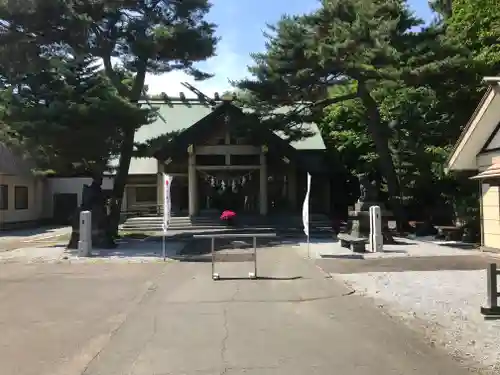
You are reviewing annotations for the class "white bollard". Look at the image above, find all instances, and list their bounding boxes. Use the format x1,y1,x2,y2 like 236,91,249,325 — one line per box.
369,206,383,252
78,210,92,257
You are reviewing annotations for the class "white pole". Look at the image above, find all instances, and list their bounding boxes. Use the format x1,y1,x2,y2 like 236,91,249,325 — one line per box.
162,228,166,261
162,174,173,261
307,233,310,259
302,172,312,260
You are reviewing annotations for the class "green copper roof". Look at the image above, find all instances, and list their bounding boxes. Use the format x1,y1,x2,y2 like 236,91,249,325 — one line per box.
138,100,326,150
117,99,325,175
135,100,214,143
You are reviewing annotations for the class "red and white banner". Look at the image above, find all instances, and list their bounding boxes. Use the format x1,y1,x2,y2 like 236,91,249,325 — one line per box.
163,174,173,232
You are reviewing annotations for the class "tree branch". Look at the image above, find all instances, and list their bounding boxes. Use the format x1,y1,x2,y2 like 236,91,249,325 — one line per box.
130,60,147,101
102,53,131,98
312,92,358,108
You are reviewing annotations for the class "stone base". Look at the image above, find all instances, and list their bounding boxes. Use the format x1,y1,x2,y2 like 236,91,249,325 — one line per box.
349,212,371,238
348,203,395,244
66,209,117,250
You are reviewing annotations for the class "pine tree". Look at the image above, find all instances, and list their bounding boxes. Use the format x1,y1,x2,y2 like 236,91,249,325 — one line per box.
2,56,151,174
0,0,218,232
237,0,425,229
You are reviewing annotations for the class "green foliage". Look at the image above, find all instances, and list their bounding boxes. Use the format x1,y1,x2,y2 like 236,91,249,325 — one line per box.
237,0,455,228
446,0,500,69
0,0,218,87
1,56,152,173
429,0,453,19
319,84,376,174
134,130,181,158
0,0,218,232
236,0,488,226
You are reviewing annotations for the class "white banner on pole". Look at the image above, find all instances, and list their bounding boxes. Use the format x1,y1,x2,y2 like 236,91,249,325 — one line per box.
302,172,311,237
163,173,173,232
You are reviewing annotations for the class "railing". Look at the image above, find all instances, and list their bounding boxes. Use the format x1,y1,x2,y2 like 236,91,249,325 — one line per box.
193,233,277,280
481,263,500,316
120,204,167,221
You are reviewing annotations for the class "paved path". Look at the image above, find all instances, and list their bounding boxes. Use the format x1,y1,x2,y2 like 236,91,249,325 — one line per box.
0,246,475,375
0,226,71,252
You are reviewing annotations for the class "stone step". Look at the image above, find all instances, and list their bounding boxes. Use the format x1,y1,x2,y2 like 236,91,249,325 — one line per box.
121,220,334,232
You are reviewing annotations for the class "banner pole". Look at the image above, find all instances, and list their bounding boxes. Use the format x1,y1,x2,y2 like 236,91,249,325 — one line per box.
162,226,166,261
302,172,312,260
162,173,173,262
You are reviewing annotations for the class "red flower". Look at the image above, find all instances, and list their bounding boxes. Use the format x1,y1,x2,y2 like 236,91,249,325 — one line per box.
220,210,236,220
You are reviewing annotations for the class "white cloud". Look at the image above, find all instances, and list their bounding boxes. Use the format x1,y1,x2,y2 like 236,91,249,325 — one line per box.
144,38,250,98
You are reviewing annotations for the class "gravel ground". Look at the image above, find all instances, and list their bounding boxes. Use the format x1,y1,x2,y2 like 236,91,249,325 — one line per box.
335,270,500,373
0,240,186,263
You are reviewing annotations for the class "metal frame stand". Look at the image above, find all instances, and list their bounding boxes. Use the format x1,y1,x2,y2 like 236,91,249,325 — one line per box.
194,233,276,280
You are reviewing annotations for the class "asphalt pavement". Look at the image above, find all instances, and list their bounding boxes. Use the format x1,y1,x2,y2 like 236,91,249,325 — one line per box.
0,244,476,375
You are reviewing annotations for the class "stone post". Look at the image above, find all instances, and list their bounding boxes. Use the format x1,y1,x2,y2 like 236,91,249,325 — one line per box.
369,205,383,252
78,210,92,257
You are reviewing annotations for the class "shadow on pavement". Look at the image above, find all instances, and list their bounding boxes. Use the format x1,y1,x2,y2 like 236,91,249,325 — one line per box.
0,226,69,238
317,255,500,274
213,276,304,281
178,236,301,256
439,243,479,250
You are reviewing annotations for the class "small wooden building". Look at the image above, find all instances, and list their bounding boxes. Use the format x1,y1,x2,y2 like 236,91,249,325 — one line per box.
447,77,500,252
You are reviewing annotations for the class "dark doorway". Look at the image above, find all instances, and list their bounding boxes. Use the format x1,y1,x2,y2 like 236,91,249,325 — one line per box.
198,170,259,213
53,193,78,224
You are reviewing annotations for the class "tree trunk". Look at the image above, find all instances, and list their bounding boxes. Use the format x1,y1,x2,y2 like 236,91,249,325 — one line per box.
106,62,147,236
108,128,135,236
358,83,409,232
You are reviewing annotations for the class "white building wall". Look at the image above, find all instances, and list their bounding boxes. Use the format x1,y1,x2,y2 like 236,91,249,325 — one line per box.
0,174,44,224
485,127,500,150
44,177,114,218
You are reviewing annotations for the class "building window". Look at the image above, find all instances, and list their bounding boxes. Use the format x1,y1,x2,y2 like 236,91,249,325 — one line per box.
14,186,29,210
135,186,157,202
0,184,7,210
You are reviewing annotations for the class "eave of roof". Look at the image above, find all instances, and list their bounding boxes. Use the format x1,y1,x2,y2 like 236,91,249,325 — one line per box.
446,78,500,172
470,163,500,179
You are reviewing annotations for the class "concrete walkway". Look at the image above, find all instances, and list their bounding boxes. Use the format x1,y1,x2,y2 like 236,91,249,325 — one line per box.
0,246,475,375
0,226,71,252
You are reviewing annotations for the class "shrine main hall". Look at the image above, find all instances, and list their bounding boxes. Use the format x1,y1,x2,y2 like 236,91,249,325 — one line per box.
119,95,341,217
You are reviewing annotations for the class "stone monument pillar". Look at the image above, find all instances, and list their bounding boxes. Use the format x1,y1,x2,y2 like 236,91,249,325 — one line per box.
78,210,92,257
348,173,394,243
369,205,383,252
67,175,116,250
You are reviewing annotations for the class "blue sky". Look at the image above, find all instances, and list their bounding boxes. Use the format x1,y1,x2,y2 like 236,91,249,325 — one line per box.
145,0,435,96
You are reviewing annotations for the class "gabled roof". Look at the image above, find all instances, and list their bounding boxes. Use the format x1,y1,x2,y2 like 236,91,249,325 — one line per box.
447,79,500,171
153,102,310,168
114,98,327,175
138,99,326,150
